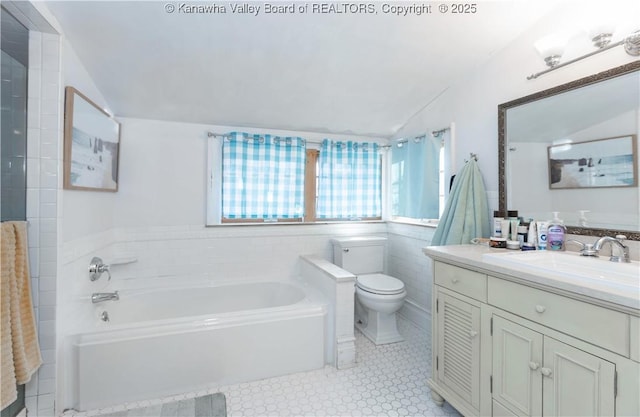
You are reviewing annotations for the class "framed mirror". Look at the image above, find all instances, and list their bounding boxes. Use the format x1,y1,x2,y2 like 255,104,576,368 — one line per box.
498,61,640,241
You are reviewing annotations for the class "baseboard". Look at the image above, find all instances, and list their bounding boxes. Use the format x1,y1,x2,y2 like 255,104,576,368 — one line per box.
398,299,431,332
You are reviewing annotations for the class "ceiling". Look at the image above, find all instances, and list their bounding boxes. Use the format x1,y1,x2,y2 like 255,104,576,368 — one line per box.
45,1,559,138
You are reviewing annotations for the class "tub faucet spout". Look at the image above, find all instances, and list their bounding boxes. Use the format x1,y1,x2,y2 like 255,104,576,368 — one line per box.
91,291,119,304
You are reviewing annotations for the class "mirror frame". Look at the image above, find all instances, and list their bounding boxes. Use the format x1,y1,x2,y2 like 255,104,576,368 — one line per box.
498,60,640,241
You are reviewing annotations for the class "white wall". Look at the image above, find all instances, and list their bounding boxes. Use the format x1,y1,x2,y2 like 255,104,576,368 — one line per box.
61,39,116,243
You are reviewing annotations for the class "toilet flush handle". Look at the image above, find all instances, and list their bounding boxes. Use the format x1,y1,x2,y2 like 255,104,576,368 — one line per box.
343,248,349,253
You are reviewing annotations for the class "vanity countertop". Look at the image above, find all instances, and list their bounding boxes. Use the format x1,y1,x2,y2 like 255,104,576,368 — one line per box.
423,245,640,314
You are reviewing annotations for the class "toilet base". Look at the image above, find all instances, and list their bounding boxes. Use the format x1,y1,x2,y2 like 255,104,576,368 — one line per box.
356,309,404,345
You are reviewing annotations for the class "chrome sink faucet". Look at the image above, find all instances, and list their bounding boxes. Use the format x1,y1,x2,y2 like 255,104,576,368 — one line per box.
593,236,630,263
91,291,119,304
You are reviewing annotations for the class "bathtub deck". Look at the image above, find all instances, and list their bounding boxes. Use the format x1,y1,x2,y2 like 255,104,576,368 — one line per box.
64,317,461,417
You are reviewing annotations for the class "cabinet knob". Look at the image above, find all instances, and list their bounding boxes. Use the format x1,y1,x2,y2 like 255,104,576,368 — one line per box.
451,278,460,284
541,367,553,377
528,362,539,370
535,305,546,313
469,330,478,338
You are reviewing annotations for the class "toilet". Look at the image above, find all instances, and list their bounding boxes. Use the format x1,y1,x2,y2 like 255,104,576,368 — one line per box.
331,236,407,345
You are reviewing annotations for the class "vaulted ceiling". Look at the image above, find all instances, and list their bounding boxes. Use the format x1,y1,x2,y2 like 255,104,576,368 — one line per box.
46,1,559,137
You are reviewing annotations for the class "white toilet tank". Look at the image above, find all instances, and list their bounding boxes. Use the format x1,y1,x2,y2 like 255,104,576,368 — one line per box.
331,236,387,275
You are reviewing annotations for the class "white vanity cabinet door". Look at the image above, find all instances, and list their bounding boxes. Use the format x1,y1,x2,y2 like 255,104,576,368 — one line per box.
491,315,616,417
435,289,481,413
542,337,615,417
492,316,543,417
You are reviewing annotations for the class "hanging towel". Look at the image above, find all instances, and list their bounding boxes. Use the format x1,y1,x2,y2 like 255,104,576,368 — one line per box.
1,221,42,410
431,159,490,245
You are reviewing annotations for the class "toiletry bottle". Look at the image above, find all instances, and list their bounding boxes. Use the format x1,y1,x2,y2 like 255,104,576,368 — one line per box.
501,219,511,242
527,219,537,249
548,212,567,251
578,210,590,227
517,225,528,246
510,218,520,242
536,220,548,250
493,211,504,237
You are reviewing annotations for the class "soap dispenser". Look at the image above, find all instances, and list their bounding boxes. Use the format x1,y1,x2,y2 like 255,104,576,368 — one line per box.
548,212,567,251
578,210,590,227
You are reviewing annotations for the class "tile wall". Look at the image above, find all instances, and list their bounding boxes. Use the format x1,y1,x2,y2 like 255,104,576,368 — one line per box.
24,30,62,417
386,223,436,330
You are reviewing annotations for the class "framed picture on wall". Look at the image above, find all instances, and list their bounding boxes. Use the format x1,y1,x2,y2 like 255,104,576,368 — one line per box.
547,135,637,189
63,86,120,191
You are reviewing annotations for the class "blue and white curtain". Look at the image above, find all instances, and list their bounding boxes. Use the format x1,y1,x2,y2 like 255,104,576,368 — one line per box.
317,139,381,219
222,132,305,219
391,135,441,219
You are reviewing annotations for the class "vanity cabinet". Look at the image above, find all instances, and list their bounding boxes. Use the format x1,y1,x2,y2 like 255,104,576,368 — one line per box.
434,288,481,413
426,249,640,417
492,315,615,416
430,262,486,416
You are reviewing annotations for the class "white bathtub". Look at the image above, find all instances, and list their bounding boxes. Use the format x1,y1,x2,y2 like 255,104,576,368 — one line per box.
68,281,327,411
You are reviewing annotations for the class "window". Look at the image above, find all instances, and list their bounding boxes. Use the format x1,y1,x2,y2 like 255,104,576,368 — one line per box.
208,133,382,224
316,139,382,220
221,132,305,222
390,135,443,221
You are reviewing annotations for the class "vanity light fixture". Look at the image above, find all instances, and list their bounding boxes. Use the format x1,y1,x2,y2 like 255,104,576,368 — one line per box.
528,29,640,80
533,34,568,69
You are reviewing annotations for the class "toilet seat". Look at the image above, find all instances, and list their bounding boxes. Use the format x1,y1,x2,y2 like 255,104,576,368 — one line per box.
357,273,405,295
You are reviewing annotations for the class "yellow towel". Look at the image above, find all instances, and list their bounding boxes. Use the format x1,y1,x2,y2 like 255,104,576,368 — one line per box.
1,221,42,409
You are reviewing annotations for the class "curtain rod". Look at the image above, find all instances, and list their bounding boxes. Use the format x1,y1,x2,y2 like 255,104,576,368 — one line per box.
431,127,450,138
206,131,390,148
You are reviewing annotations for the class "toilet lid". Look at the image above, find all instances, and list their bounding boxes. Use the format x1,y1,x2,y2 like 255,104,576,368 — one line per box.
357,274,405,295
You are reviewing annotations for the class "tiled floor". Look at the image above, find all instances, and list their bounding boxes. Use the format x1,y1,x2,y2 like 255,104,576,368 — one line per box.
69,317,461,417
224,318,461,417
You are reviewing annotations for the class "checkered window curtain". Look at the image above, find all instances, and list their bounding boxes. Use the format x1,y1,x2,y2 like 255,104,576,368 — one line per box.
317,139,381,219
222,132,305,220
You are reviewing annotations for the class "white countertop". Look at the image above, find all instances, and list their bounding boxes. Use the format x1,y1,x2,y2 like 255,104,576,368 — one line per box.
423,245,640,313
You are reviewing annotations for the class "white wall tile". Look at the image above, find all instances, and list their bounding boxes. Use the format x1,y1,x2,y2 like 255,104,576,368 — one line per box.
28,69,42,98
25,376,39,398
39,114,58,130
27,128,41,158
26,201,40,221
26,158,41,188
39,188,57,204
37,377,55,395
26,30,61,414
39,230,56,247
27,97,41,128
25,396,38,413
42,51,60,71
36,393,55,411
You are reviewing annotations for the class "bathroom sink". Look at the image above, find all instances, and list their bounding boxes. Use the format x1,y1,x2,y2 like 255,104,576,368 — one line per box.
481,250,640,292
